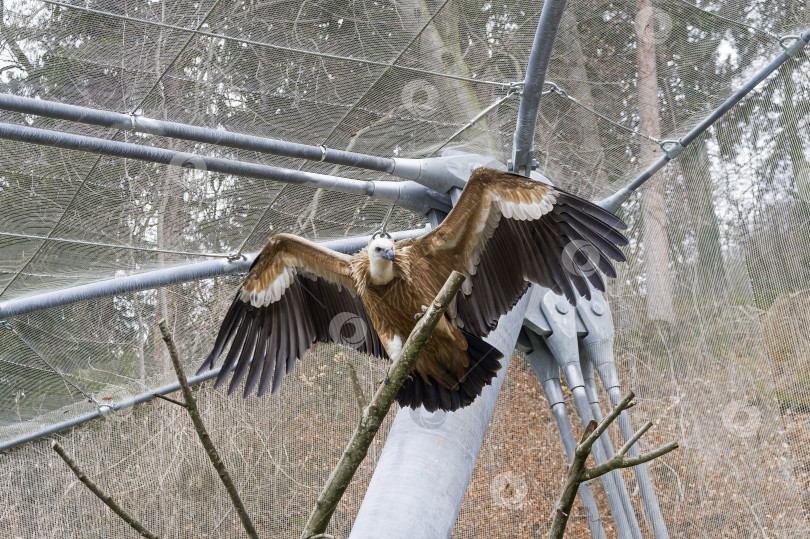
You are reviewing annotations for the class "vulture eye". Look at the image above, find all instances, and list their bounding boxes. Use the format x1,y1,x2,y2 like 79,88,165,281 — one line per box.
375,247,382,252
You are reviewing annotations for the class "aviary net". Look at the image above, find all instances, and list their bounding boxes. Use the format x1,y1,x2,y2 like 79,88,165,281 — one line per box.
1,0,808,536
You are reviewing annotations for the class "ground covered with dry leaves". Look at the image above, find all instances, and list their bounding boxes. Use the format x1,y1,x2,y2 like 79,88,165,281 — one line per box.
456,350,810,538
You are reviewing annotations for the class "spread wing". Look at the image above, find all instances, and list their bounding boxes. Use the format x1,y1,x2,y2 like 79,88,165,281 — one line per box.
198,233,388,397
407,167,628,336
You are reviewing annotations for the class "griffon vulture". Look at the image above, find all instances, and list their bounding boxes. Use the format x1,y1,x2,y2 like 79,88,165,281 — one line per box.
198,167,627,412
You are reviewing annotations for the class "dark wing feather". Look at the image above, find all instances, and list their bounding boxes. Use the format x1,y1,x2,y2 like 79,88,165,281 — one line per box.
227,309,260,392
408,167,627,337
198,233,388,398
242,309,271,396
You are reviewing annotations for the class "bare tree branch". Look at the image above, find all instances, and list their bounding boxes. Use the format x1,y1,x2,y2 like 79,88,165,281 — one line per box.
346,361,368,412
0,0,34,73
582,441,679,482
52,441,159,539
151,392,188,409
576,391,634,458
301,271,467,539
618,420,652,457
157,320,259,539
550,391,678,539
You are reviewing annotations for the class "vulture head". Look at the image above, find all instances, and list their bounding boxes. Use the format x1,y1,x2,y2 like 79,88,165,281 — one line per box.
368,231,396,285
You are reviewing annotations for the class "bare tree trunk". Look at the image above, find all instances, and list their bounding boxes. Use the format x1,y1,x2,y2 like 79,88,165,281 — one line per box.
134,288,147,381
677,44,727,300
780,63,810,203
155,165,182,373
151,0,193,373
405,0,497,155
680,134,727,298
635,0,675,323
556,13,607,194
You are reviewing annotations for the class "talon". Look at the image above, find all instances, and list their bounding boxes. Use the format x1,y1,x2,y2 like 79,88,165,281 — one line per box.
413,305,428,320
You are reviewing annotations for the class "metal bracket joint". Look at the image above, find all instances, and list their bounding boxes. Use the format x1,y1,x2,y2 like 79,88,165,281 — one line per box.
779,35,808,57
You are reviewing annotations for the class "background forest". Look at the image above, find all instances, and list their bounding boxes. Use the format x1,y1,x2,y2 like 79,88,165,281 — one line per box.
0,0,808,537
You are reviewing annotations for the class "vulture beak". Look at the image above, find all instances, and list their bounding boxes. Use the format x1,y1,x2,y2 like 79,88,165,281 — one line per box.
383,248,395,261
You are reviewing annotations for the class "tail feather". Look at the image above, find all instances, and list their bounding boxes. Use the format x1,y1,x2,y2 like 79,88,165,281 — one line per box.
396,329,503,412
422,381,440,412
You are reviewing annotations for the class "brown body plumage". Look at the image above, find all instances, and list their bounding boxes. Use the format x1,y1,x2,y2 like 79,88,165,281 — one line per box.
198,167,628,412
350,246,479,409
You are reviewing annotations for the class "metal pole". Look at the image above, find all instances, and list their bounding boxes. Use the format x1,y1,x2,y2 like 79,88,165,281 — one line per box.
598,28,810,212
0,368,219,452
537,289,643,539
578,291,669,538
349,291,532,538
0,94,508,194
0,227,429,319
0,123,450,216
511,0,568,175
0,368,222,453
0,93,395,174
525,330,606,539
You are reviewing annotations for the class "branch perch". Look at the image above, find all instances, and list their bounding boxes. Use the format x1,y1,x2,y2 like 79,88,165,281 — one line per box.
550,391,678,539
346,362,368,412
157,320,259,539
52,441,159,539
301,270,468,539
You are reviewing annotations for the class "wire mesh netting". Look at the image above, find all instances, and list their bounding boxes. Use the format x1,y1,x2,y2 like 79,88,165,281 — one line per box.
1,0,809,536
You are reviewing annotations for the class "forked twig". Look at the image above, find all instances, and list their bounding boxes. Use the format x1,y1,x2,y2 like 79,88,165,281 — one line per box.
158,320,259,539
550,391,679,538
